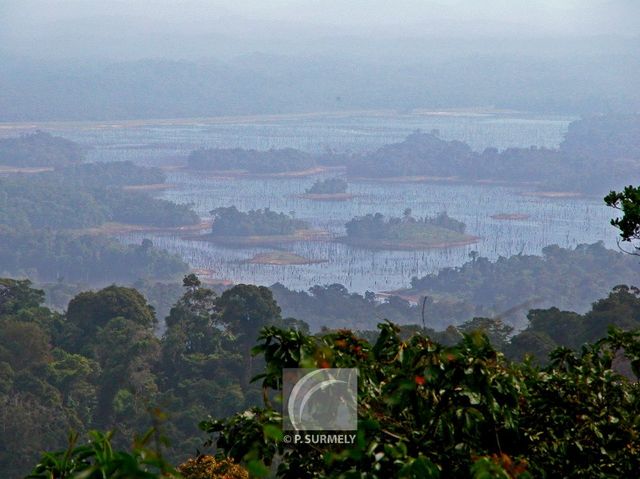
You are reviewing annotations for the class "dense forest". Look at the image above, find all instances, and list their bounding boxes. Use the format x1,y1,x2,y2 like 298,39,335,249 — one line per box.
3,272,640,477
188,147,316,174
210,207,308,237
269,242,640,332
0,233,188,283
2,186,638,477
0,275,298,477
0,165,639,477
0,135,199,283
4,4,640,476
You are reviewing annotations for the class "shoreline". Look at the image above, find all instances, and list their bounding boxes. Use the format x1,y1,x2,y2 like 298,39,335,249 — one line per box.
122,183,175,191
71,219,212,236
0,108,537,132
490,213,531,221
297,192,355,201
0,165,54,174
182,165,342,179
520,191,583,199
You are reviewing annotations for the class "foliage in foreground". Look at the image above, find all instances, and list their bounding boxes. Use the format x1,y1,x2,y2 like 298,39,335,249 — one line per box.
27,429,249,479
27,429,179,479
202,323,640,478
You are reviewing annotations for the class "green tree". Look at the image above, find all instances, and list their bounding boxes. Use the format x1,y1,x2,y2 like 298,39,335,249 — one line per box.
457,317,514,350
162,274,222,380
63,285,156,355
0,320,50,371
217,284,281,387
605,185,640,253
203,323,640,478
94,316,160,429
217,284,281,347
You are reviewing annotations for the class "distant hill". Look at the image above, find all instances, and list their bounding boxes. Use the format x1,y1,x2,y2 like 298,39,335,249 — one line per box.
0,131,84,167
1,51,639,121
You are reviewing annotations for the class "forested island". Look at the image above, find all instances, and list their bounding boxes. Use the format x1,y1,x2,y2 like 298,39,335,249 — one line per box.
201,206,319,246
401,241,640,315
179,115,640,195
181,115,640,194
0,164,199,231
300,177,352,200
187,147,317,174
344,115,640,194
341,210,477,250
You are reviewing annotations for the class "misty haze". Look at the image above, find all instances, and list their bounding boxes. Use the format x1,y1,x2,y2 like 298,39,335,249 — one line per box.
1,1,640,478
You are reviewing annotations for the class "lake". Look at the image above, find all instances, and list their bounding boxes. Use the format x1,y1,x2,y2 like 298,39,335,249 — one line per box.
6,110,616,292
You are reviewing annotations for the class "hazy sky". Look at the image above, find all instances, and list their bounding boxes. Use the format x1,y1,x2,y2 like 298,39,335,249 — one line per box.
1,0,638,59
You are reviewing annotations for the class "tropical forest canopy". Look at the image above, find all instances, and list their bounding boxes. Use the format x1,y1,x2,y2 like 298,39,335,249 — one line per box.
3,2,640,476
3,272,640,477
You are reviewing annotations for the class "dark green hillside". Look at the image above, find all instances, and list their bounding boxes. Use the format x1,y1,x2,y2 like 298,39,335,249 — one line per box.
0,131,84,167
0,161,197,283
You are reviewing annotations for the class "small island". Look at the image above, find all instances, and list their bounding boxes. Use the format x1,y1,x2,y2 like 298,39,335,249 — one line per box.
193,206,326,246
246,251,327,265
299,177,353,201
339,209,479,250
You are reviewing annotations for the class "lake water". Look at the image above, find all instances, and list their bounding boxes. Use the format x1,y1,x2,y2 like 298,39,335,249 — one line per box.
10,110,616,292
29,109,611,293
33,109,573,163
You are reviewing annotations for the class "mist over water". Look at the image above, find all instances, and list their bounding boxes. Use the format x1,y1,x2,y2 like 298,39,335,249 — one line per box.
29,111,604,293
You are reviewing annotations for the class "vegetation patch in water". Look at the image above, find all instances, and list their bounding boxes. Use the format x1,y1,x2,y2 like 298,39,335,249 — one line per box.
340,210,478,250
